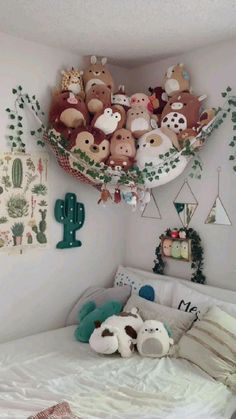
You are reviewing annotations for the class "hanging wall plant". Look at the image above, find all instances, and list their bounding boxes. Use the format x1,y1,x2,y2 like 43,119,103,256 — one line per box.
153,227,205,284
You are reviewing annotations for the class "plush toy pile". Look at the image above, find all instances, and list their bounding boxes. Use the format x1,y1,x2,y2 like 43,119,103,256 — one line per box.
47,57,216,204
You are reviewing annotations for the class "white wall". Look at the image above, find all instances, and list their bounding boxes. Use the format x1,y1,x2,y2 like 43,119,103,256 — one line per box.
0,32,129,343
125,39,236,292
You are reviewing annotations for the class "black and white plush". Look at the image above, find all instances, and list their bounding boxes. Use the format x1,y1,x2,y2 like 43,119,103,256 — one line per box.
89,308,143,358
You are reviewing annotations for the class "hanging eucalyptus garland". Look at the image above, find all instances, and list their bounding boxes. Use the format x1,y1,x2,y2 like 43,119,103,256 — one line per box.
153,227,205,284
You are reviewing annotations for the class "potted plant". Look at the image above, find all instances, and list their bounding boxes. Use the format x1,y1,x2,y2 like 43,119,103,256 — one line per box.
11,222,24,246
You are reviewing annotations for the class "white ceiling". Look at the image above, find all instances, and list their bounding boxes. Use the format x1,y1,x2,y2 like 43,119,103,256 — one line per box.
1,0,236,68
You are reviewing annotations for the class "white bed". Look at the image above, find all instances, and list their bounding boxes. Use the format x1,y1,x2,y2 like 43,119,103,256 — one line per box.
0,325,236,419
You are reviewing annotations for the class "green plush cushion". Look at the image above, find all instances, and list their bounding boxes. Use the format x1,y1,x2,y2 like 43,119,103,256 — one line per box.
74,300,122,343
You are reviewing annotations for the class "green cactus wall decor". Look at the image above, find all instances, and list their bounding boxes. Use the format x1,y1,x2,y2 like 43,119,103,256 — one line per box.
54,192,85,249
12,158,23,188
32,209,47,244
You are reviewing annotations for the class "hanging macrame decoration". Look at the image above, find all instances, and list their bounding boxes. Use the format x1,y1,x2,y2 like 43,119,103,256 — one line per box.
173,179,198,227
205,167,232,226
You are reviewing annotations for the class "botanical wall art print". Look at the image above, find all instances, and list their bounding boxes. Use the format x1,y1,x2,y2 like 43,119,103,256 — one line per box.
0,152,49,251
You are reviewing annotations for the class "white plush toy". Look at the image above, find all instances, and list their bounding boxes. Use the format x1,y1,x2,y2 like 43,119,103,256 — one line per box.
137,320,174,358
89,308,143,358
136,127,188,188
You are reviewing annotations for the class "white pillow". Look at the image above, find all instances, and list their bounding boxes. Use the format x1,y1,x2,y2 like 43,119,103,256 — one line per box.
124,294,195,343
172,282,236,319
114,265,174,306
177,306,236,393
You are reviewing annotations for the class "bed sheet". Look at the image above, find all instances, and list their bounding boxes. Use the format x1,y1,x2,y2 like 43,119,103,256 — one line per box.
0,326,235,419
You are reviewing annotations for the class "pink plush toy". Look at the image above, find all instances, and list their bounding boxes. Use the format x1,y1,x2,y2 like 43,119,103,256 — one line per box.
130,93,153,113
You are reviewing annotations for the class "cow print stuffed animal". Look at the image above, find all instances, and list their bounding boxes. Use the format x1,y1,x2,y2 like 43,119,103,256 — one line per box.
89,308,143,358
161,92,207,134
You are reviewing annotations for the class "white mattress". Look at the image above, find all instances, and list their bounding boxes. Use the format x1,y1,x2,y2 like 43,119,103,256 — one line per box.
0,326,235,419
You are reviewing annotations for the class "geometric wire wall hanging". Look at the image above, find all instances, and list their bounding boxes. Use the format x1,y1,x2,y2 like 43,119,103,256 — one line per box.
141,191,161,219
173,179,198,227
205,167,232,226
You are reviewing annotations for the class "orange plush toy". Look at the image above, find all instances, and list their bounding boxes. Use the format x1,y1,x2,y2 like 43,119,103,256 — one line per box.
83,56,114,93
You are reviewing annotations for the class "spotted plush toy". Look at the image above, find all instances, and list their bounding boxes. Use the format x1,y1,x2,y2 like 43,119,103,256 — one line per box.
61,67,84,97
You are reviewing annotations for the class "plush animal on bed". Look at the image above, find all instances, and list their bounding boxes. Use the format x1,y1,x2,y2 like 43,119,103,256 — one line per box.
85,84,111,114
74,300,122,343
162,63,190,97
83,55,114,93
137,320,174,358
61,67,84,97
89,308,143,358
48,91,90,141
161,92,207,134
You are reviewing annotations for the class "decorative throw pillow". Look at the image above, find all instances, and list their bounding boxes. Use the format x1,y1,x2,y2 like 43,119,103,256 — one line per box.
177,306,236,393
65,285,131,326
172,282,236,320
124,294,195,343
114,265,174,306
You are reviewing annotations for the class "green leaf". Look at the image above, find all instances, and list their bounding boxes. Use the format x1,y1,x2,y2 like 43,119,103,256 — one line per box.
18,122,22,127
17,130,23,135
221,92,227,97
18,116,23,121
229,141,235,147
226,86,232,92
9,114,15,119
233,166,236,172
9,125,14,129
229,155,235,160
32,95,36,100
18,85,22,91
19,104,24,109
12,88,17,94
5,108,11,112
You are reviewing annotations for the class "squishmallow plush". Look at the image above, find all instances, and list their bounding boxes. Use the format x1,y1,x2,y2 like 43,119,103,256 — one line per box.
178,128,197,149
83,55,114,93
74,300,122,343
171,240,181,258
137,320,174,358
163,63,190,97
85,84,111,114
48,91,90,141
161,92,207,134
136,127,180,170
107,128,136,170
197,108,216,131
181,240,189,260
89,308,143,358
111,105,126,129
112,85,130,111
126,106,155,139
130,93,152,113
162,238,172,257
61,67,84,97
92,107,121,135
148,86,168,119
69,126,110,163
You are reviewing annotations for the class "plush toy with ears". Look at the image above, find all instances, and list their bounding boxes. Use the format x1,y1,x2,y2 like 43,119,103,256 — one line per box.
162,63,190,97
61,67,84,97
89,308,143,358
83,55,114,93
137,320,174,358
74,300,122,343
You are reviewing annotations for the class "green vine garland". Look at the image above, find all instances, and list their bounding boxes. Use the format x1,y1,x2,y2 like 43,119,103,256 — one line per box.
5,85,236,185
153,227,206,284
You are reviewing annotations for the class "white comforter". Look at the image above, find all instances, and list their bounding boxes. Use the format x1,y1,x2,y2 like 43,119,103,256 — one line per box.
0,326,235,419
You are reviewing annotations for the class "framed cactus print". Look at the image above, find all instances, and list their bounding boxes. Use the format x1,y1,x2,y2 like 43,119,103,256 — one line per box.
0,152,49,251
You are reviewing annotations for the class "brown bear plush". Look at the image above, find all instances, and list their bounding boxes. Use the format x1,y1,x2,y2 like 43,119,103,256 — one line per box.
126,106,155,139
85,84,111,114
162,64,190,97
107,128,136,171
161,92,206,134
83,56,114,93
69,126,110,163
48,91,90,141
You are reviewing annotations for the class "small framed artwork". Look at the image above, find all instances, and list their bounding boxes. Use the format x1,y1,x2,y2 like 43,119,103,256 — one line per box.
161,237,192,262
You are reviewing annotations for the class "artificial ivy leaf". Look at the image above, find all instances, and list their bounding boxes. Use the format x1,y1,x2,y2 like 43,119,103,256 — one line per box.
233,166,236,172
10,114,15,119
221,92,226,97
5,108,11,112
18,115,23,121
229,155,235,160
32,95,36,100
18,122,22,127
226,86,232,92
12,88,17,94
8,135,13,140
197,175,201,179
9,125,14,129
18,85,22,91
189,173,194,178
17,130,23,135
229,141,235,147
19,104,24,109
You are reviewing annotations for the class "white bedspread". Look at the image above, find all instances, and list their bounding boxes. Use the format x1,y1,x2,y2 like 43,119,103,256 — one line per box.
0,326,235,419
